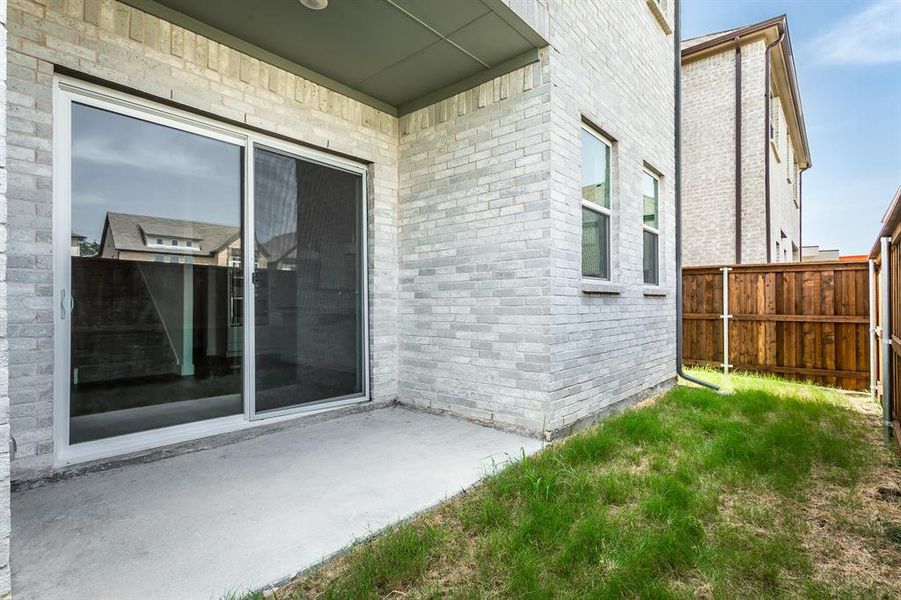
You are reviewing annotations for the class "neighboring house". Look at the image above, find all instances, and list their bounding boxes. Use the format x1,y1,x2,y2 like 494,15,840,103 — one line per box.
0,0,680,591
681,15,812,266
70,233,86,256
97,212,242,265
801,245,841,262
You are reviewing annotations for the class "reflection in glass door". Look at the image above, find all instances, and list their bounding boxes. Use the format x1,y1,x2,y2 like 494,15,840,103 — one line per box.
68,102,244,443
252,147,364,414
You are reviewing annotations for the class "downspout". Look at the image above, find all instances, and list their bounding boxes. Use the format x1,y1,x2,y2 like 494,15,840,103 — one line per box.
798,167,804,261
880,237,892,440
763,27,785,263
734,37,742,263
675,0,719,391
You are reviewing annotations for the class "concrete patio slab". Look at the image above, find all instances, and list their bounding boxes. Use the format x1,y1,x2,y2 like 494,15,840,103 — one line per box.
11,406,543,600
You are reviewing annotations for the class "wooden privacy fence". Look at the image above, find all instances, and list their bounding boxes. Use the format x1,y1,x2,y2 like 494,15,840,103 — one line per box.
682,261,871,391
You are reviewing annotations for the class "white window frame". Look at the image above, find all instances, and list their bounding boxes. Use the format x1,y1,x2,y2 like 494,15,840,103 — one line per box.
642,168,661,286
581,123,613,282
52,75,370,466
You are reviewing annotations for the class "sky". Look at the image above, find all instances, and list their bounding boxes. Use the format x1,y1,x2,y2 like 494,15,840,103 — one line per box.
71,102,242,243
683,0,901,255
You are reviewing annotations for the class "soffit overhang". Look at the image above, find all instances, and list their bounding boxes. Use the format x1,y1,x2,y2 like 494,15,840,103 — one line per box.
122,0,547,117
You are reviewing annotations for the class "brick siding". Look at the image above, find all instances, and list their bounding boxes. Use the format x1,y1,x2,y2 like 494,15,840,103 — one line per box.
5,0,679,480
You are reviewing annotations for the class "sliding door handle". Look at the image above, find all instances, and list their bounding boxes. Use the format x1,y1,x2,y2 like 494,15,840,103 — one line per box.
60,289,75,319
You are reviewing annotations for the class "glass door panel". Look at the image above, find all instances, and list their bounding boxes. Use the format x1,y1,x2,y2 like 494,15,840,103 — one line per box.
252,147,363,414
69,102,244,443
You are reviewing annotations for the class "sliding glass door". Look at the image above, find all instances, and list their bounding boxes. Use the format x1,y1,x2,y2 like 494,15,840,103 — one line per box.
67,102,244,444
252,147,364,415
55,78,368,460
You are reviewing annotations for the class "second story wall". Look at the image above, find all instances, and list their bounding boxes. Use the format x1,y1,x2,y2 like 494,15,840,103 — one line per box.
768,91,802,261
682,37,768,266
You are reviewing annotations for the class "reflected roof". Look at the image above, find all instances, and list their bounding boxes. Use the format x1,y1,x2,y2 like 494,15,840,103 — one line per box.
103,212,239,256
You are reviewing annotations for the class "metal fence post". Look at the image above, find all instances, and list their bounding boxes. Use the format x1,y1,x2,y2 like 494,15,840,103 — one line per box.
721,267,732,376
880,237,892,440
869,258,878,399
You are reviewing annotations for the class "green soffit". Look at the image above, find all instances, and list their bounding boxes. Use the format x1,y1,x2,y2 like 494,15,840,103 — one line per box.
120,0,548,117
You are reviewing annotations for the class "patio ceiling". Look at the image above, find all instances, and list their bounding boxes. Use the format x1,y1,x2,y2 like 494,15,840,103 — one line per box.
122,0,548,116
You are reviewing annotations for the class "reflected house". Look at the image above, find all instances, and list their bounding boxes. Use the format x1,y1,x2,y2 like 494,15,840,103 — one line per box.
97,212,243,266
69,211,248,444
70,233,86,256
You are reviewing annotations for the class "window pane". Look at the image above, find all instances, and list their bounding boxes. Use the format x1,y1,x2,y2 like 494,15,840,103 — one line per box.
643,230,659,285
581,129,610,209
69,102,244,443
643,172,659,229
582,208,609,279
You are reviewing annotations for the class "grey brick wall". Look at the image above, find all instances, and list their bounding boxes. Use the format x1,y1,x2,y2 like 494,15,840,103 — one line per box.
0,0,10,592
768,96,801,261
682,49,737,266
682,37,801,266
5,0,680,482
397,54,554,432
544,0,678,431
6,0,400,480
395,0,679,435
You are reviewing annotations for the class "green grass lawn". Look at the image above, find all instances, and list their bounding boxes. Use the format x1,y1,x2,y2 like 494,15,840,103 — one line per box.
245,371,901,599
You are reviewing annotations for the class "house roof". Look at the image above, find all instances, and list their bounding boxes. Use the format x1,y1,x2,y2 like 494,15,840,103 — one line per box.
102,212,240,256
870,186,901,259
681,26,743,52
682,15,811,170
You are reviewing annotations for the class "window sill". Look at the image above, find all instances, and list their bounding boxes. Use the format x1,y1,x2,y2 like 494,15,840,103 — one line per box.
582,280,624,295
643,286,668,297
645,0,673,34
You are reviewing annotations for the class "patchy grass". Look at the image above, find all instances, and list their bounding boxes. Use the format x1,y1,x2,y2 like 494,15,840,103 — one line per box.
248,371,900,599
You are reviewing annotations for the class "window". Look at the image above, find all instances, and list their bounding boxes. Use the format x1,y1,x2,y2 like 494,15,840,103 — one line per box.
171,239,178,246
186,240,193,248
581,125,612,279
642,170,660,285
156,238,163,245
169,255,179,263
154,254,163,262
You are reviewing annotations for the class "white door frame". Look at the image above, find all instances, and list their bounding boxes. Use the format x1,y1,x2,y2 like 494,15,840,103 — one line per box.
51,75,370,467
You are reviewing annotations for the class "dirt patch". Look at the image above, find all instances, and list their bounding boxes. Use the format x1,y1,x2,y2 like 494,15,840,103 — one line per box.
798,397,901,594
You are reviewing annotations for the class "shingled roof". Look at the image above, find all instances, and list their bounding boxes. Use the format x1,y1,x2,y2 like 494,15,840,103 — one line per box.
681,26,743,52
101,212,240,256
